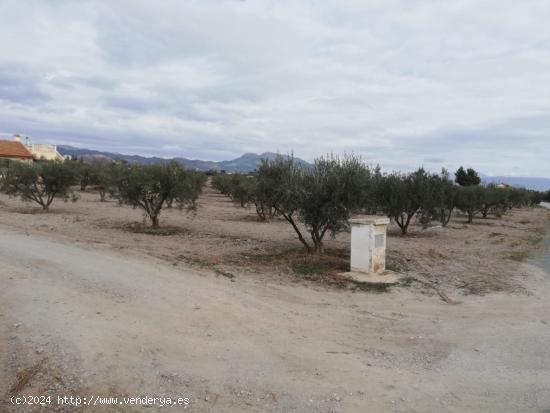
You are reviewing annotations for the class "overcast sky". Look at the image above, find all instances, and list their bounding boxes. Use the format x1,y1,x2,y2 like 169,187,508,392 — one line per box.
0,0,549,176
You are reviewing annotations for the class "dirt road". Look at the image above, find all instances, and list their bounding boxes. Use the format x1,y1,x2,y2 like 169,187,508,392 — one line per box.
1,228,550,412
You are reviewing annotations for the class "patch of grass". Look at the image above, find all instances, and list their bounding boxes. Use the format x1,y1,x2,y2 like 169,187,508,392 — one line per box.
397,276,417,287
122,222,185,236
175,254,207,266
292,260,325,280
527,235,544,245
251,248,349,271
507,251,529,262
386,261,402,272
9,358,47,395
214,268,236,280
355,282,391,293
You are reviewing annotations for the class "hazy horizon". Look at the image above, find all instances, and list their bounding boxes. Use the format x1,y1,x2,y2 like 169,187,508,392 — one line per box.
3,132,550,180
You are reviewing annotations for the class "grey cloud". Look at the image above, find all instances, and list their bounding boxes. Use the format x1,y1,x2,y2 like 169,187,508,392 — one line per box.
0,1,548,176
48,75,117,91
424,157,445,164
0,65,50,104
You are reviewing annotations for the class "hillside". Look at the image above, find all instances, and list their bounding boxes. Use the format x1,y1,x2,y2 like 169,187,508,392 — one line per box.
57,146,310,173
57,145,549,190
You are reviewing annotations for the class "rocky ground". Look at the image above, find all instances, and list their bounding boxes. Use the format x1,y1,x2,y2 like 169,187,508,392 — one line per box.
0,185,547,297
1,186,550,412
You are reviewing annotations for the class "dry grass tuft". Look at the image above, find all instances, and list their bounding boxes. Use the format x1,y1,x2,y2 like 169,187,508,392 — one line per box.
8,358,47,395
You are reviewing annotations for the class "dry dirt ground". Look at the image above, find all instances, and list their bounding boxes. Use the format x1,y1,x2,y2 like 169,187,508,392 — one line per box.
1,188,550,412
0,185,548,295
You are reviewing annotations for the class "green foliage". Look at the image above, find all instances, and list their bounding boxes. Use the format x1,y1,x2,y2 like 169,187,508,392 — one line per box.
455,185,486,223
255,154,369,253
1,161,76,210
479,184,508,218
427,170,458,227
211,173,233,196
204,156,546,245
455,166,481,187
64,161,131,202
113,162,203,227
211,174,250,204
376,168,435,234
256,156,306,246
505,187,541,208
299,154,370,251
453,184,541,223
166,170,206,208
93,163,119,202
228,175,255,207
0,158,14,180
256,155,303,222
249,173,275,221
292,260,324,280
211,173,272,219
213,171,276,219
71,161,97,191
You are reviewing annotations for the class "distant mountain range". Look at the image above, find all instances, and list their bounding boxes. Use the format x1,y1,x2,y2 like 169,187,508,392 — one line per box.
57,145,550,191
57,145,310,173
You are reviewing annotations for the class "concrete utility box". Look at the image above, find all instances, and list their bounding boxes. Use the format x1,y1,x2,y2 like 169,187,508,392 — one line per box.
349,216,390,274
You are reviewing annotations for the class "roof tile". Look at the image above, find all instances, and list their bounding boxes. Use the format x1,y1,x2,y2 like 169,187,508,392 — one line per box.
0,140,34,159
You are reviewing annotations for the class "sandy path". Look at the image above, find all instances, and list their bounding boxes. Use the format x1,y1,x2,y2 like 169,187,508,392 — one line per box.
1,228,550,412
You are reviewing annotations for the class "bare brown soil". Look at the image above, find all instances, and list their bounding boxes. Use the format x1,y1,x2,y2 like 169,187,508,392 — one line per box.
1,187,550,412
0,185,548,297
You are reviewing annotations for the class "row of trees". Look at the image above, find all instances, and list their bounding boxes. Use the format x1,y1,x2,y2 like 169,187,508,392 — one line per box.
1,156,545,253
212,156,543,253
0,160,206,228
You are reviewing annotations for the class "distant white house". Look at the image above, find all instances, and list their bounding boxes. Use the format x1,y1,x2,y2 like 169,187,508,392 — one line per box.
10,134,66,161
26,143,65,161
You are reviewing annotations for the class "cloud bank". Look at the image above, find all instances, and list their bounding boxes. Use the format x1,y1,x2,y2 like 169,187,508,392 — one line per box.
0,0,549,176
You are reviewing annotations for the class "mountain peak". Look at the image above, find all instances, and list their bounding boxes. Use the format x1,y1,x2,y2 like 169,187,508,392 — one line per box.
57,146,310,173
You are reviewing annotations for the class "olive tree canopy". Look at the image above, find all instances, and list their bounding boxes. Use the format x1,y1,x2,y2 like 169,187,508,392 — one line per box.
114,162,204,228
2,161,76,211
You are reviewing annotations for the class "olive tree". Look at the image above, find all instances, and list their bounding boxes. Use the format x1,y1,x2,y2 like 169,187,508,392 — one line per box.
298,154,368,253
211,173,274,221
71,161,97,191
479,184,507,218
2,161,76,211
114,162,203,228
0,158,12,180
256,156,307,248
249,174,276,221
93,163,118,202
228,174,255,207
455,185,485,223
211,173,249,205
376,168,434,235
423,170,458,227
256,154,368,253
211,174,233,196
506,187,540,208
166,170,206,208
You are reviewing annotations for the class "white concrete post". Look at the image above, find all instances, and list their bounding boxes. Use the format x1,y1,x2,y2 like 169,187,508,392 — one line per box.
349,216,390,274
